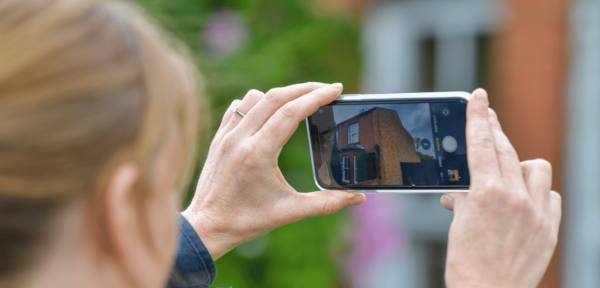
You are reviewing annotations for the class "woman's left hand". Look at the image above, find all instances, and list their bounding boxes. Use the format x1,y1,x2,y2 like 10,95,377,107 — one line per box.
182,82,366,260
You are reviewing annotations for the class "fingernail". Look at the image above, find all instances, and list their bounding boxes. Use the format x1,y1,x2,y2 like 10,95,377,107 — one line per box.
473,88,489,105
348,194,365,206
488,108,498,119
331,83,343,88
442,194,454,208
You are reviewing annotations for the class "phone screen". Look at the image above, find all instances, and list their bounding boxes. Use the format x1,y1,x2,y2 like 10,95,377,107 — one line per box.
307,99,469,189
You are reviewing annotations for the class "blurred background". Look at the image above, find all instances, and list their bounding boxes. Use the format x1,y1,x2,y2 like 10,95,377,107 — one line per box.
133,0,599,287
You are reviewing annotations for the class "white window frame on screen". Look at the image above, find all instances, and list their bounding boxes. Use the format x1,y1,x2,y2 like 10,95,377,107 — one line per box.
342,156,350,183
354,155,357,184
348,122,359,143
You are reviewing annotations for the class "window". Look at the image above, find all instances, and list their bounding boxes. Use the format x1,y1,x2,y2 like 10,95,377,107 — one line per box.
354,156,357,184
342,156,350,183
348,123,359,143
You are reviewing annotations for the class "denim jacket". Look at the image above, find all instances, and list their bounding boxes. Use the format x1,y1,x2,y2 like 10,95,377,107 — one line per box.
167,214,217,288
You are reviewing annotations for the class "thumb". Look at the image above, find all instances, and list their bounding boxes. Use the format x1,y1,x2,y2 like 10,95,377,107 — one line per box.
292,190,367,219
440,192,468,211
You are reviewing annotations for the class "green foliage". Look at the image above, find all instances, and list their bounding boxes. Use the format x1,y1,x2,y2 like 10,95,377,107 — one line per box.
355,152,373,183
417,151,435,161
131,0,361,287
330,146,343,185
413,137,421,151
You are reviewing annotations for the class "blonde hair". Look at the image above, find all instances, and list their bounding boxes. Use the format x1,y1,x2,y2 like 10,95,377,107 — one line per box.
0,0,204,281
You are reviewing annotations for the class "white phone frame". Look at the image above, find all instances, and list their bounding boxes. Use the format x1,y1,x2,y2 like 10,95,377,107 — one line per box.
306,91,471,194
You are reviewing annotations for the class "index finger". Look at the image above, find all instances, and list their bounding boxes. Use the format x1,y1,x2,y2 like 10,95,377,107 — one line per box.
467,89,501,188
235,82,328,136
252,83,343,154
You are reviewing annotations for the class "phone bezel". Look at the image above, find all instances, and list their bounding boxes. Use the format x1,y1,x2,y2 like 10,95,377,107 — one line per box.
305,91,471,194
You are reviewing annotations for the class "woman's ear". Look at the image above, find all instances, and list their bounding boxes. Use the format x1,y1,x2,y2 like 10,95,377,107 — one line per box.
102,161,175,287
104,163,140,261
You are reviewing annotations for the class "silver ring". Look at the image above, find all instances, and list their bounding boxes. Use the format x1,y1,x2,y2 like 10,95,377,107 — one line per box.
231,106,246,118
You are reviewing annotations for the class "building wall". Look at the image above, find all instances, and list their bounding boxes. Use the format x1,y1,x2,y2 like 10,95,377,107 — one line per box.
338,112,377,185
493,0,569,286
338,108,420,185
374,109,420,185
338,112,377,150
564,1,600,287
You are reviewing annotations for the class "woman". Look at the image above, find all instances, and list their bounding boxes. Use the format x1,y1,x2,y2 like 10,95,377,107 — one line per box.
0,0,561,288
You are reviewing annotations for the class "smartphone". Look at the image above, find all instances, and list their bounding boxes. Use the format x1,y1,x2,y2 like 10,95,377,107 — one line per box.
306,92,470,193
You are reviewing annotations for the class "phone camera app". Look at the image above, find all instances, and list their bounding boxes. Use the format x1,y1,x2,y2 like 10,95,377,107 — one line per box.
448,169,460,181
441,108,451,117
421,139,431,150
442,136,458,153
310,100,469,188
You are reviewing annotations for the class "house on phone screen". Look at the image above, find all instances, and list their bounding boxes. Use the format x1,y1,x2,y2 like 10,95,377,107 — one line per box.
336,107,437,186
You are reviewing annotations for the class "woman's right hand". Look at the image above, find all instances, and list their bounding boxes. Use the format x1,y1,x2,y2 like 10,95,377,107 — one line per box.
441,89,562,288
182,82,366,260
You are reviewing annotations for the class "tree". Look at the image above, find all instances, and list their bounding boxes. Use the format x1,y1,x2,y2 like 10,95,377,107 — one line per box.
414,137,421,152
